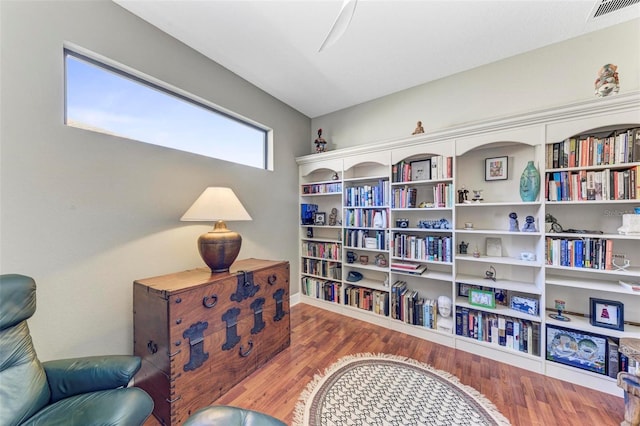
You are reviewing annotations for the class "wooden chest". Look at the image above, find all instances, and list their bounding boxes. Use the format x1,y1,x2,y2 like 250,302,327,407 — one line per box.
133,259,290,425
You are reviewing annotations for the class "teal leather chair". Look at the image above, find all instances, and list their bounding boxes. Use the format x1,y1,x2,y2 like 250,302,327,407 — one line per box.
183,406,286,426
0,274,154,425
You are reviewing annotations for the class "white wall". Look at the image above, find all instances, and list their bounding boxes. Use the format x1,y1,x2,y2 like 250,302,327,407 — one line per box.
312,19,640,150
0,1,309,361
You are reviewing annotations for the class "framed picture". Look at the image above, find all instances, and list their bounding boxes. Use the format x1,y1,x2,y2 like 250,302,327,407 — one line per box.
589,298,624,331
485,237,502,257
494,288,508,306
410,160,431,181
457,283,480,297
313,212,326,226
468,288,495,308
546,324,607,375
485,156,508,181
510,295,539,316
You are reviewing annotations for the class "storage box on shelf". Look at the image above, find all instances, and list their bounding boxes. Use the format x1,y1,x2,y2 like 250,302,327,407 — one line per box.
543,121,640,395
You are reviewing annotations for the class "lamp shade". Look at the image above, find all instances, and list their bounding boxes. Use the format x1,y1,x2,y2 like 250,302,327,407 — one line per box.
180,187,252,222
181,187,251,273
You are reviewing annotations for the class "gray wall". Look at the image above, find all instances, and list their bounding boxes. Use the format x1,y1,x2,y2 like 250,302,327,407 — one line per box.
312,18,640,150
0,1,309,360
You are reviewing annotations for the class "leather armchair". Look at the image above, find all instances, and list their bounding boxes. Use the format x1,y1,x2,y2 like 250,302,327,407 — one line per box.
0,274,154,426
183,406,286,426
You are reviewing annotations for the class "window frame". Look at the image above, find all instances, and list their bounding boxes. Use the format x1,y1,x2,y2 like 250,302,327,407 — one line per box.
63,46,272,170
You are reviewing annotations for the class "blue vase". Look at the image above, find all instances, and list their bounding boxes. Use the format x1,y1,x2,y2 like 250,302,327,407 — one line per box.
519,161,540,202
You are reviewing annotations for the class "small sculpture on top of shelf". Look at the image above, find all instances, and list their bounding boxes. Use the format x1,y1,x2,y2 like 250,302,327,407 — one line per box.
437,295,454,333
314,128,327,153
458,241,469,254
471,189,483,202
306,227,313,238
346,250,357,264
457,185,469,204
328,208,338,226
418,201,434,208
509,212,519,232
375,253,387,267
484,265,497,282
472,245,481,258
594,63,620,97
549,299,570,322
331,172,339,180
412,121,425,135
521,215,537,232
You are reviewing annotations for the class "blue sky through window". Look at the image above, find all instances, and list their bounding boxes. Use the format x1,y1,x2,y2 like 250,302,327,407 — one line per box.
65,52,267,169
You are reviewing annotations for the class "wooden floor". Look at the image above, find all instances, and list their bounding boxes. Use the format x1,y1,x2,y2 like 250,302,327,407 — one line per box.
144,302,624,426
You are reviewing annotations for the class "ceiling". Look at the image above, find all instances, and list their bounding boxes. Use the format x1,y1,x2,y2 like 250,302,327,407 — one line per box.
115,0,640,118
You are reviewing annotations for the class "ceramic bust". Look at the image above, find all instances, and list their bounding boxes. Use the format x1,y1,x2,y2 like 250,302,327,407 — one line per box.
437,295,453,333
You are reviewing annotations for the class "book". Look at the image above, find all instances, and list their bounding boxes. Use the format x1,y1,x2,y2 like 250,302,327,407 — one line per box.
608,338,620,378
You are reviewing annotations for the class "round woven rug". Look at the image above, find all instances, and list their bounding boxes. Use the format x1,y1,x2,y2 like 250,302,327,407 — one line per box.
293,353,511,426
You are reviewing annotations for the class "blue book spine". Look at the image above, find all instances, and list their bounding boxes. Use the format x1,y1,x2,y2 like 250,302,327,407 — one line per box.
575,239,584,267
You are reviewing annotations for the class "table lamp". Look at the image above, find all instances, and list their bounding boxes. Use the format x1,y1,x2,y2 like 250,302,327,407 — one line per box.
181,187,252,273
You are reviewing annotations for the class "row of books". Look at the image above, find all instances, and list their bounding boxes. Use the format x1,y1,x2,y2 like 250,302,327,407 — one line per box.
546,128,640,169
302,259,342,279
390,183,453,208
344,180,389,207
344,229,387,250
545,166,639,201
390,281,440,329
392,156,453,183
301,182,342,195
391,233,452,263
344,208,388,228
300,277,341,303
545,237,614,269
344,285,389,316
455,306,541,356
301,241,341,261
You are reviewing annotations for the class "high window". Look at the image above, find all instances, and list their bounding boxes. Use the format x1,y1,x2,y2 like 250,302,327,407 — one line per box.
64,48,269,169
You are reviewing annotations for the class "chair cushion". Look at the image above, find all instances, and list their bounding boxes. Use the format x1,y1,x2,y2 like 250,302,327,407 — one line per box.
183,406,286,426
0,321,50,425
0,274,36,330
20,387,154,426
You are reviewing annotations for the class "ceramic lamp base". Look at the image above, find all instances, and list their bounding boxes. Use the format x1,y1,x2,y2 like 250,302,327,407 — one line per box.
198,220,242,273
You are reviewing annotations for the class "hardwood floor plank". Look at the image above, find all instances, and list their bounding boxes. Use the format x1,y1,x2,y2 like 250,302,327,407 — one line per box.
144,302,624,425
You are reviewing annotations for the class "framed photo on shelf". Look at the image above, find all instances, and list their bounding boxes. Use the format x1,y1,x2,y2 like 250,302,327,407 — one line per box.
410,160,431,181
457,283,480,297
589,298,624,331
485,237,502,257
545,324,607,375
485,156,508,181
468,288,496,309
313,212,326,226
510,295,539,316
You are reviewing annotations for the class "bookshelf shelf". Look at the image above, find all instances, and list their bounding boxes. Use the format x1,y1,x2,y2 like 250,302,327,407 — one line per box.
456,273,542,295
455,254,543,267
297,92,640,396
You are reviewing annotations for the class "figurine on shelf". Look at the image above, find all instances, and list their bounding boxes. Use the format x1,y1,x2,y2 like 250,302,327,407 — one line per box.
328,207,338,226
549,299,570,322
412,121,425,135
331,172,339,180
484,266,497,281
314,128,327,153
471,189,483,202
457,186,469,204
522,215,537,232
437,295,453,333
458,241,469,255
509,212,519,232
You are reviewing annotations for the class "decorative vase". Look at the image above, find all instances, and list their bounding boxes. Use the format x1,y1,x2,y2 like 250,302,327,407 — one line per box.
519,161,540,202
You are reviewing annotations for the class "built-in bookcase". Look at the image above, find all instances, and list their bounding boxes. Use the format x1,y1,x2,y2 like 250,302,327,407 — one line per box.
297,91,640,396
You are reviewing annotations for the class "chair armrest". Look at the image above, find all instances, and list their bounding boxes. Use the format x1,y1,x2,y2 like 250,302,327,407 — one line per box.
43,355,141,403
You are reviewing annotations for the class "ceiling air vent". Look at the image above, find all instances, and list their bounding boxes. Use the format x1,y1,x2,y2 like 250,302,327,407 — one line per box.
590,0,640,18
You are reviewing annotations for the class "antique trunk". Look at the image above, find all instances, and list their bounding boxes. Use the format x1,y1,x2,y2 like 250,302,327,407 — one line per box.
133,259,290,425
